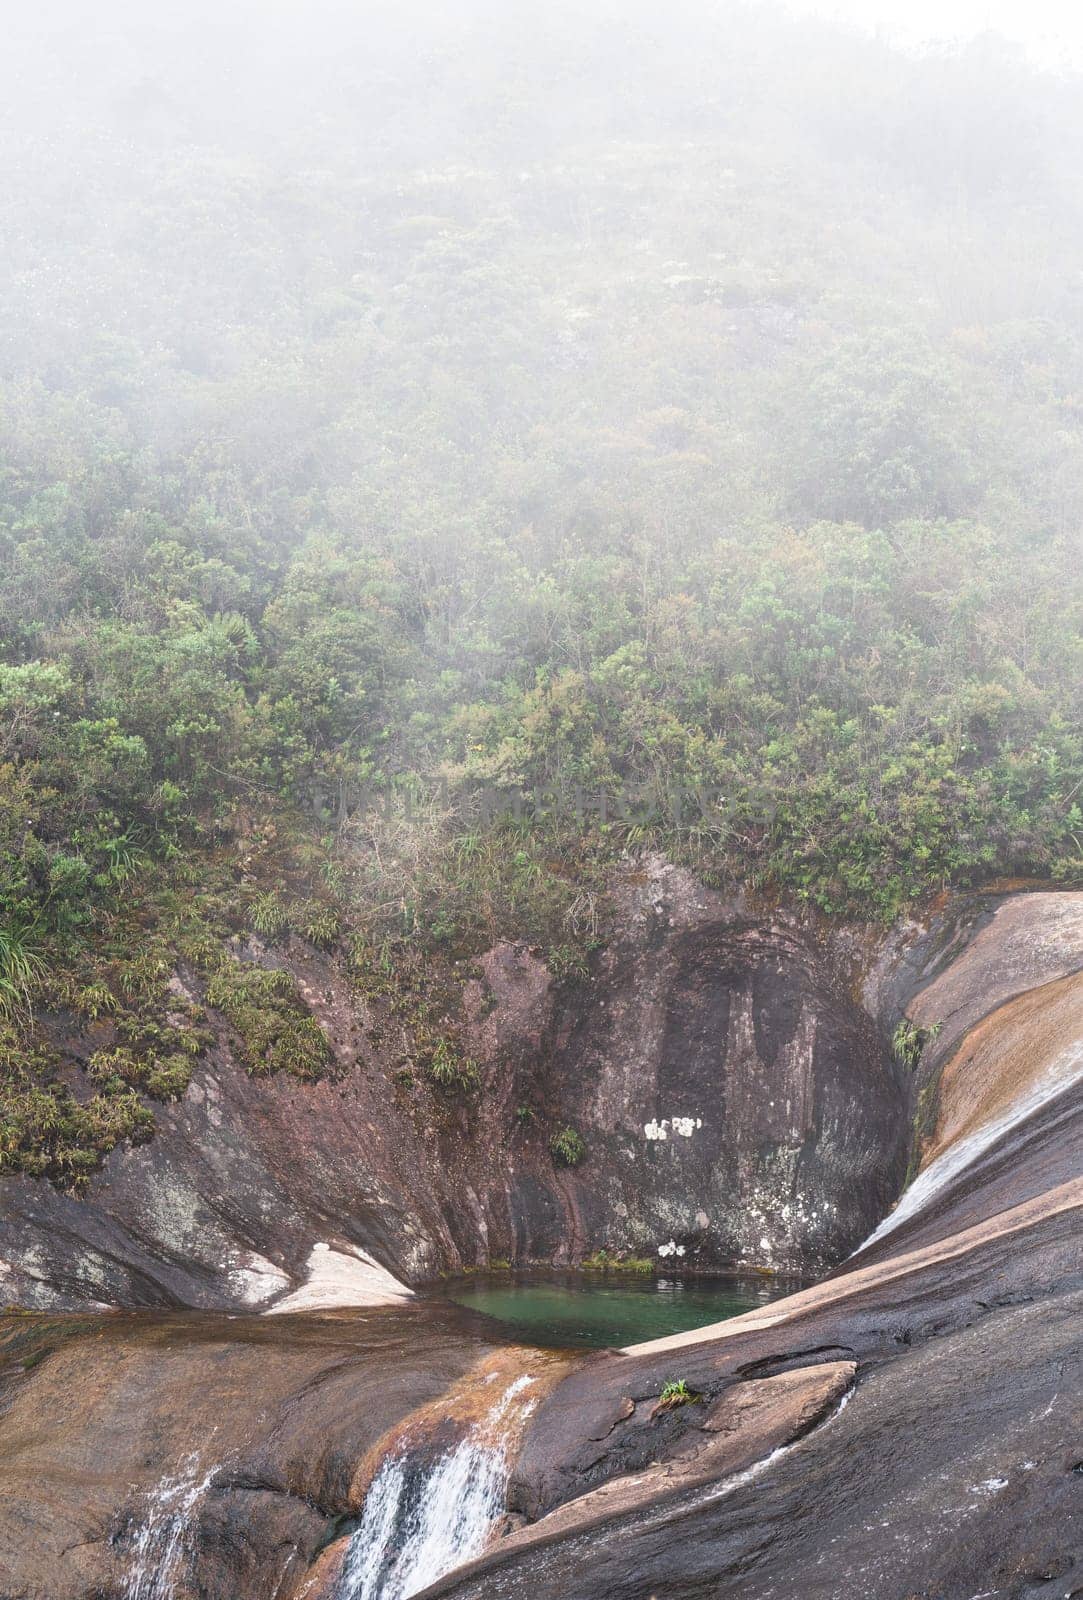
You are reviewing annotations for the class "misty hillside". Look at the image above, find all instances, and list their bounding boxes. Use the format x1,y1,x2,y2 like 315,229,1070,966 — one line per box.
1,2,1081,1176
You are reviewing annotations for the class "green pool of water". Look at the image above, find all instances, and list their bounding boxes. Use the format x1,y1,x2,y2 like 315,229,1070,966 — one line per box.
445,1270,799,1350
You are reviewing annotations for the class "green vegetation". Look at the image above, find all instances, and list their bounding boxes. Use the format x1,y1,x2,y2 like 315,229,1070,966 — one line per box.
0,924,45,1023
423,1035,480,1092
581,1250,654,1274
1,9,1082,1182
204,963,330,1082
0,1029,155,1185
656,1379,700,1411
550,1126,587,1169
892,1019,943,1071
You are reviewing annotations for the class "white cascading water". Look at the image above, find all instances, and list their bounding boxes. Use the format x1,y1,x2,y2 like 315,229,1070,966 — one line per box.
855,1037,1083,1255
124,1454,217,1600
337,1377,534,1600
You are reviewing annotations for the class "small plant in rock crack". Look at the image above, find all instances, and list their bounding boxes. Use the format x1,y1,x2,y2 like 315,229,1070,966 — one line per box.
425,1036,480,1091
891,1018,942,1070
549,1125,586,1167
655,1379,700,1413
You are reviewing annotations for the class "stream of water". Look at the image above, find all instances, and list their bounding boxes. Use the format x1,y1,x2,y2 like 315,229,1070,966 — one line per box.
125,1455,217,1600
337,1375,537,1600
336,1437,508,1600
118,1275,791,1600
857,1041,1083,1252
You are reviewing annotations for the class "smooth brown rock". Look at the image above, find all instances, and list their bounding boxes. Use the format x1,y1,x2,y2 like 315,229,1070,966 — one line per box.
699,1360,855,1439
907,889,1083,1062
0,1307,509,1600
451,1361,856,1568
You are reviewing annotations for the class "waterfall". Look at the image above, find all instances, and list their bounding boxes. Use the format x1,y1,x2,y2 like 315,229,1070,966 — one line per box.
337,1377,535,1600
856,1039,1083,1254
124,1454,216,1600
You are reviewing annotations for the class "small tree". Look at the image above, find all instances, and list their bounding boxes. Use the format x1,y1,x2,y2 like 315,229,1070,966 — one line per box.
550,1125,586,1167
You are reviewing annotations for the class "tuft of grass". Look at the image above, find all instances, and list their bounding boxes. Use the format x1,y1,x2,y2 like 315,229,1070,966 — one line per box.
249,891,290,938
249,892,340,949
72,980,120,1021
423,1035,480,1091
892,1018,942,1070
655,1378,701,1412
290,900,341,949
205,961,331,1081
547,942,590,983
0,922,45,1022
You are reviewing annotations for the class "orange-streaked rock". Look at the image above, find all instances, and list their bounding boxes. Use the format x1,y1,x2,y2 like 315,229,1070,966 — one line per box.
923,968,1083,1169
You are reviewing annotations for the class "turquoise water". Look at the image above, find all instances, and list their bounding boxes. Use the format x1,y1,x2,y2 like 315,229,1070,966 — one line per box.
445,1270,798,1350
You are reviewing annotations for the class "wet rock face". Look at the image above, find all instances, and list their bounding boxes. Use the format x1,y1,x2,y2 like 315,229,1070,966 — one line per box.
0,888,1079,1600
425,892,1083,1600
13,873,1078,1312
537,914,906,1273
0,1306,503,1600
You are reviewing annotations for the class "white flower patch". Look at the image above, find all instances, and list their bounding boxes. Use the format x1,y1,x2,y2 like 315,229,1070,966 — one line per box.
644,1119,668,1141
657,1239,686,1258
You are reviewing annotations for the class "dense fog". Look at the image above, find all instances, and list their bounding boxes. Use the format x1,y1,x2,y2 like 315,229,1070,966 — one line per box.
1,0,1082,1170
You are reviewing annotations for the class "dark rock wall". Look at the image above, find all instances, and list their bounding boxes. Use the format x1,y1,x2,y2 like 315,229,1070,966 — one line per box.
528,912,906,1273
19,867,1072,1310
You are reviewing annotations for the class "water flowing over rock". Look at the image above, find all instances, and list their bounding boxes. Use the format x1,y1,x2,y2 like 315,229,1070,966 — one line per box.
417,894,1083,1600
0,1308,530,1600
333,1370,550,1600
338,1437,508,1600
124,1456,217,1600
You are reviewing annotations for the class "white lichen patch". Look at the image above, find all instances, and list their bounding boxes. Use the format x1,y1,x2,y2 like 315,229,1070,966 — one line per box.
644,1115,703,1141
226,1250,290,1306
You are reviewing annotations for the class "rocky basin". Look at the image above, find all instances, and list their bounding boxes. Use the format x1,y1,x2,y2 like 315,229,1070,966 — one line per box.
0,861,934,1310
0,883,1080,1598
